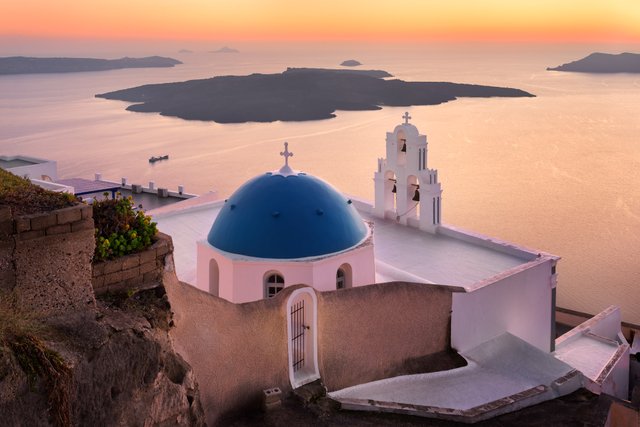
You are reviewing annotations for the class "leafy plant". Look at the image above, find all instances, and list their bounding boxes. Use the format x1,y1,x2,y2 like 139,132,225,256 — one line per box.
93,193,157,261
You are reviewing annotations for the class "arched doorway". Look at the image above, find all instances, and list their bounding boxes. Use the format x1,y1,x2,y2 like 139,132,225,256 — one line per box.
287,288,320,389
209,259,219,296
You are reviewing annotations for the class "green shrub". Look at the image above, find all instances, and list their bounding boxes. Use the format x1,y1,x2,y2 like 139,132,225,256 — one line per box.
0,169,77,216
93,193,157,261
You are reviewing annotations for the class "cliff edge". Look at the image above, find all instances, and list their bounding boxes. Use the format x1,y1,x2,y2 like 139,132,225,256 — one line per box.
0,200,205,426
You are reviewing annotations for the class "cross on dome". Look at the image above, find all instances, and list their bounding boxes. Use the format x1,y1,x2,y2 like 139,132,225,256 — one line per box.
402,112,412,124
280,142,294,167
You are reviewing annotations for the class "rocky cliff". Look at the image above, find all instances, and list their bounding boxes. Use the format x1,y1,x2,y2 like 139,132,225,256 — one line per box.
0,203,205,426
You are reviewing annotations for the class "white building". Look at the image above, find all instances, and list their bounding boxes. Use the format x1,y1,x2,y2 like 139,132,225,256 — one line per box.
150,114,630,410
153,115,560,354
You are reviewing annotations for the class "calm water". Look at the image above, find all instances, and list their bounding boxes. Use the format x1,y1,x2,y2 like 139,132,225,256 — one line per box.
1,44,639,324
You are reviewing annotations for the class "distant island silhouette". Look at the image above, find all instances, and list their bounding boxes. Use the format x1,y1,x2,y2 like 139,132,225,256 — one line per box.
96,67,534,123
178,49,193,54
548,52,640,73
341,59,362,67
211,46,239,53
286,67,391,78
0,56,182,75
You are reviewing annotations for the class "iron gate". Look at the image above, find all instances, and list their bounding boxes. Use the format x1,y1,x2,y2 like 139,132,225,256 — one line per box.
291,299,306,372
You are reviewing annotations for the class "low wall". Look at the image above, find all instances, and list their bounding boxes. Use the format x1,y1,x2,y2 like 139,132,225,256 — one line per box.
92,232,173,295
163,270,290,425
164,273,457,425
0,204,96,316
317,283,454,391
452,259,554,353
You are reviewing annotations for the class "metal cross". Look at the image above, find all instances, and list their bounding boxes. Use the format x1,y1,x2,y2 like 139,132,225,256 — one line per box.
402,112,411,124
280,142,293,167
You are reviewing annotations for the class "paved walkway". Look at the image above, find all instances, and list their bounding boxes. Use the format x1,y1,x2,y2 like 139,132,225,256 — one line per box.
330,334,581,421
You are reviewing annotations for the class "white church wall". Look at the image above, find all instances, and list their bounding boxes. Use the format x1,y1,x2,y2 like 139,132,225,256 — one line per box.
227,243,376,303
198,235,375,303
231,261,314,303
196,241,235,299
311,244,376,291
451,259,554,353
195,240,212,293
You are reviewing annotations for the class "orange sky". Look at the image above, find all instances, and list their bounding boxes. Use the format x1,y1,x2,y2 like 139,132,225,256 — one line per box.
2,0,639,43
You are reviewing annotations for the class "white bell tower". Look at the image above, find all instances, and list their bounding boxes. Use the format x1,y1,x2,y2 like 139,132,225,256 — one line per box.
373,112,443,233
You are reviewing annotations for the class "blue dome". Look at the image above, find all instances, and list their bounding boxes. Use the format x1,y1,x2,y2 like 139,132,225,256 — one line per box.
208,172,367,259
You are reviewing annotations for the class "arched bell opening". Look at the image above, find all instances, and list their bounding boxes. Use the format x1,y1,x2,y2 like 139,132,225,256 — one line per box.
396,130,407,166
406,175,420,220
384,170,397,213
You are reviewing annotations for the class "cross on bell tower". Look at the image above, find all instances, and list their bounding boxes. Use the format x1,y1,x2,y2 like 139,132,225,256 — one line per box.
402,112,411,124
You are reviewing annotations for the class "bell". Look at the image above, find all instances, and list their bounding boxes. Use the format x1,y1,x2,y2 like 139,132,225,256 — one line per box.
401,142,407,152
412,189,420,201
391,184,397,193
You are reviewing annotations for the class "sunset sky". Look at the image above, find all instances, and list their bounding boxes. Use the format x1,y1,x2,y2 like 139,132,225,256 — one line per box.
2,0,639,43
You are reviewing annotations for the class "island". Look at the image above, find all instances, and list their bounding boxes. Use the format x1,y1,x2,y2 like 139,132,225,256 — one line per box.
547,52,640,73
178,49,193,54
341,59,362,67
96,67,534,123
211,46,239,53
0,56,182,75
285,67,392,78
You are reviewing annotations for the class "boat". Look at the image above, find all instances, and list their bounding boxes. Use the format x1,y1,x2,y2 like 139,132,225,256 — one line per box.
149,155,169,163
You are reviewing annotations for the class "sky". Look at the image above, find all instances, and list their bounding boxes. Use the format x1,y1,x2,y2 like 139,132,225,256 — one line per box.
1,0,639,44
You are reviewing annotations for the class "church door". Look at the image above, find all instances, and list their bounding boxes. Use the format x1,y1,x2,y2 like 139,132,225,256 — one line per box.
290,298,306,373
287,288,320,388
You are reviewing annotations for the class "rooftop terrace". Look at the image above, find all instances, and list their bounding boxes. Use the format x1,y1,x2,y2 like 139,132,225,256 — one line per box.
151,195,537,288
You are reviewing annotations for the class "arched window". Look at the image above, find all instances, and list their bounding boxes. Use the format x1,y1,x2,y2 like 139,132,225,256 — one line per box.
336,263,352,289
264,272,285,298
209,259,219,296
336,269,346,289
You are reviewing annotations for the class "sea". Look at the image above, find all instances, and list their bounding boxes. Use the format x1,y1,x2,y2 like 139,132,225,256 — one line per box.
1,42,639,324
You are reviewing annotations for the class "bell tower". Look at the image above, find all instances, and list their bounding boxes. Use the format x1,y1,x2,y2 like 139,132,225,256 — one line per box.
373,112,443,233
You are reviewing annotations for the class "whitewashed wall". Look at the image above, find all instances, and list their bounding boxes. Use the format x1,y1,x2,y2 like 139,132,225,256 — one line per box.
451,259,554,353
197,241,375,303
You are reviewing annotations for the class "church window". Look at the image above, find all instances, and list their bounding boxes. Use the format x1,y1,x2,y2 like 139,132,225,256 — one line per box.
336,268,346,289
265,272,285,298
336,263,353,289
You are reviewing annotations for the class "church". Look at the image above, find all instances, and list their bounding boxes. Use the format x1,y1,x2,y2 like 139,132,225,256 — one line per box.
149,114,630,421
157,114,561,352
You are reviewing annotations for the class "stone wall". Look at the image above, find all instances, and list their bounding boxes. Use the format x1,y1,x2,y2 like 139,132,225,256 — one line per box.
163,270,290,425
91,232,173,295
317,283,454,391
164,274,457,425
0,204,96,316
